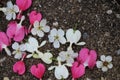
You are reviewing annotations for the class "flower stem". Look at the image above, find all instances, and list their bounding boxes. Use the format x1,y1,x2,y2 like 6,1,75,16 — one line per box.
21,53,26,61
67,43,73,50
28,24,32,33
39,78,42,80
17,10,22,19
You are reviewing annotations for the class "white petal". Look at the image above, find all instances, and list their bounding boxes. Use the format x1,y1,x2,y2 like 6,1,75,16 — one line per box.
12,13,16,20
4,47,11,56
31,28,37,35
6,13,12,20
42,26,50,32
100,55,106,61
33,21,39,28
59,37,66,44
102,66,108,72
25,43,35,52
50,28,57,36
66,29,81,44
12,42,19,50
26,54,33,58
48,66,56,70
66,57,74,64
39,41,46,47
96,61,103,68
41,52,53,64
13,5,19,12
76,42,86,45
14,53,22,59
7,1,13,9
55,65,69,79
53,40,60,48
40,19,47,27
20,44,26,51
36,50,44,58
107,63,113,69
58,29,64,36
48,35,54,42
29,37,38,47
37,30,44,37
106,56,112,62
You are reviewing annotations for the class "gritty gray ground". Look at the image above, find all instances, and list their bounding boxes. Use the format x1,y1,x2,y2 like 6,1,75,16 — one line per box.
0,0,120,80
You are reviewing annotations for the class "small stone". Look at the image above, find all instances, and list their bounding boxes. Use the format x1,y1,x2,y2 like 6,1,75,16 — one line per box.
3,77,9,80
53,22,58,26
78,0,82,3
106,10,112,14
117,49,120,55
116,14,120,18
83,32,89,39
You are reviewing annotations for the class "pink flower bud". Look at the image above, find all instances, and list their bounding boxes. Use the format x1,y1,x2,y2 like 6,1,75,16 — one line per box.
13,61,25,75
30,63,45,79
71,61,85,79
78,48,97,69
29,11,42,25
16,0,32,11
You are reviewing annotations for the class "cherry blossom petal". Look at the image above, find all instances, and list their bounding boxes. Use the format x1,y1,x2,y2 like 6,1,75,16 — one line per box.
37,30,44,37
102,66,108,72
105,56,112,62
100,55,106,62
50,28,57,36
42,26,50,32
107,63,113,69
12,42,19,50
53,40,60,48
40,19,47,27
33,21,39,28
59,37,66,44
58,29,64,37
48,35,54,42
96,61,103,68
7,1,13,9
31,28,37,35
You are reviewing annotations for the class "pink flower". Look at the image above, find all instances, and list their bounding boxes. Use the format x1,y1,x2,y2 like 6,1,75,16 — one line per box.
77,48,97,69
13,61,25,75
71,61,85,79
29,11,42,25
0,32,11,56
16,0,32,11
6,16,25,42
30,63,45,79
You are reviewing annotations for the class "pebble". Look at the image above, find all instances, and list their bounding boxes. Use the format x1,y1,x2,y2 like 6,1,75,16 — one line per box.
116,14,120,18
3,77,9,80
53,22,58,26
106,10,112,14
117,49,120,55
83,32,89,39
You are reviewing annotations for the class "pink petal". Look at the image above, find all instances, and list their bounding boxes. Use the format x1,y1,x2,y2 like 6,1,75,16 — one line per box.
71,61,85,79
13,61,25,75
78,48,89,63
6,21,17,39
29,11,42,24
88,50,97,69
16,0,32,11
0,32,10,46
30,63,45,79
14,26,25,42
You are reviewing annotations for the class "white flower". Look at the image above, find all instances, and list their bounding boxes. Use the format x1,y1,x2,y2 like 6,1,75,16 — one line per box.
48,59,69,79
66,28,85,50
25,37,46,58
96,55,113,72
12,42,26,59
0,1,19,20
48,28,66,48
58,50,78,64
31,19,50,37
41,52,53,64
